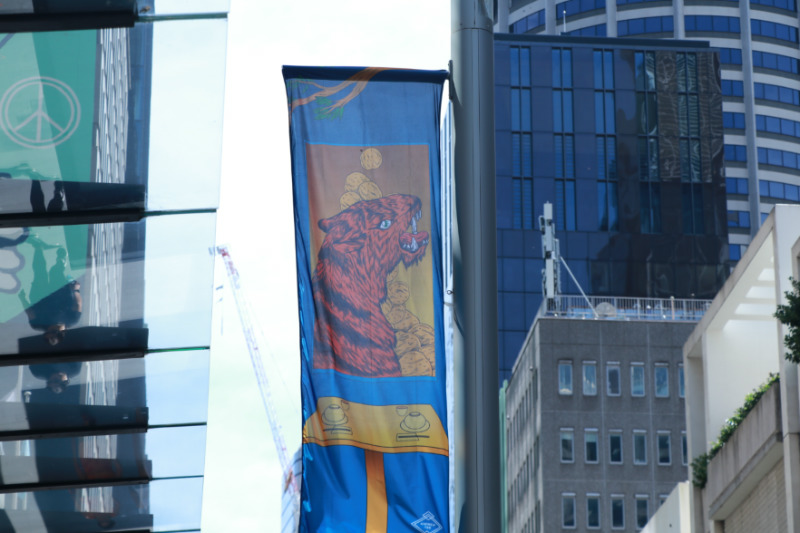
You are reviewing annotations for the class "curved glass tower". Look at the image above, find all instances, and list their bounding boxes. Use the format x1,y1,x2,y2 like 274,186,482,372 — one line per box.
498,0,800,262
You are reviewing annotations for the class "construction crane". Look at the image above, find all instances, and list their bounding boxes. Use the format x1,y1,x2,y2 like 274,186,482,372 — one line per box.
215,245,299,496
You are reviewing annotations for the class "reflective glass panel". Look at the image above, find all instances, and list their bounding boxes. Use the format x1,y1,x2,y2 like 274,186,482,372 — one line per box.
587,496,600,527
631,365,645,396
559,362,572,394
612,497,624,527
607,364,620,395
655,366,669,397
148,0,230,16
0,213,215,357
0,19,225,216
634,433,647,464
636,498,649,528
561,430,574,462
0,477,203,532
0,349,208,437
585,431,598,462
562,495,575,527
147,18,226,211
609,433,622,463
658,433,671,464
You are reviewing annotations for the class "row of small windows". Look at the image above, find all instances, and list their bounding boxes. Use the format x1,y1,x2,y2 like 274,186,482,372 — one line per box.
566,24,607,37
755,82,800,105
556,0,605,19
721,80,744,97
758,146,800,171
751,0,796,11
751,19,799,43
618,16,673,36
561,493,660,530
510,9,545,34
723,112,745,129
723,83,800,106
728,210,751,228
559,428,687,467
757,114,800,138
726,177,749,195
725,144,747,162
509,47,531,88
685,15,740,33
719,47,743,65
753,50,799,74
759,179,800,201
558,361,685,398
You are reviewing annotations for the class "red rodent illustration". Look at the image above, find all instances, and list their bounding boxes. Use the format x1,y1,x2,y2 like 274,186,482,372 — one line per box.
312,194,429,377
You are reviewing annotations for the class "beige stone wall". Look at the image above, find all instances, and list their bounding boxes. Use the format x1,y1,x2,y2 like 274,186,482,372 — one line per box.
724,459,787,533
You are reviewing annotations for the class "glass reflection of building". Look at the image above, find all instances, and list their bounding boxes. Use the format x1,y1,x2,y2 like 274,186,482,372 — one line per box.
498,0,800,265
0,2,226,532
494,35,728,381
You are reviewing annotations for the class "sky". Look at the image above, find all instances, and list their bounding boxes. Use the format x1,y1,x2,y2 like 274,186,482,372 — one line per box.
201,1,451,531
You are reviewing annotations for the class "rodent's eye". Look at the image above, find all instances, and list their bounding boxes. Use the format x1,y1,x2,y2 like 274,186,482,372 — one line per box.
379,220,392,230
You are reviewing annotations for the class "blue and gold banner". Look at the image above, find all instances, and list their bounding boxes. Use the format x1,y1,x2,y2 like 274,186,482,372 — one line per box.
284,66,448,533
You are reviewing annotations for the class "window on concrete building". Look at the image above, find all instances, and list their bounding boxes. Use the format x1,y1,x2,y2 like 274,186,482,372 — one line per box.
659,494,669,507
587,493,601,528
678,364,685,398
562,493,576,528
631,363,645,397
636,496,649,529
607,363,621,396
634,431,647,464
681,431,688,465
583,361,597,395
561,429,575,463
658,431,671,465
611,495,625,529
655,364,669,397
559,361,573,395
585,429,599,463
609,431,623,464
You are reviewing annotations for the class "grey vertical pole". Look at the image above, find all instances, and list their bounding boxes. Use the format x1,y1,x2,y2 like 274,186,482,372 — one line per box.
451,1,500,532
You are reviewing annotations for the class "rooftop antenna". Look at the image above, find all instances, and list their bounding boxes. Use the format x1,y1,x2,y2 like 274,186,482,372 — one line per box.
539,202,598,318
539,202,561,302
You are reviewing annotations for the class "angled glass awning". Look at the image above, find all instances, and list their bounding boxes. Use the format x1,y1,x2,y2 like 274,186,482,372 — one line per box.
0,8,226,532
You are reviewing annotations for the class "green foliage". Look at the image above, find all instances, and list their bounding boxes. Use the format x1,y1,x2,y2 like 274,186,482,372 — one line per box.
775,277,800,363
691,373,780,488
313,97,344,120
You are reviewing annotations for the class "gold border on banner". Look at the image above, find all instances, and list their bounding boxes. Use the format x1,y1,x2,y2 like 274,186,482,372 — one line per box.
303,396,448,456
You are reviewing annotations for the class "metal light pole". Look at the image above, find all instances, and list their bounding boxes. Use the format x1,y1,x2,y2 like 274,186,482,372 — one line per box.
451,1,500,532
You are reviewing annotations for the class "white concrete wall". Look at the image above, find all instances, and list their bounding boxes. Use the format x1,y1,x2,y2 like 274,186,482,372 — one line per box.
702,320,778,445
642,482,691,533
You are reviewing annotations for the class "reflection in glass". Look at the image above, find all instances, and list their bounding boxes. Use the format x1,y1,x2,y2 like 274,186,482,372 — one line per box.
0,213,215,357
0,350,208,436
583,363,597,395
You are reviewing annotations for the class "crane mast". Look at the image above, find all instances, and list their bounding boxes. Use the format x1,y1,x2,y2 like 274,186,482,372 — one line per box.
215,245,294,482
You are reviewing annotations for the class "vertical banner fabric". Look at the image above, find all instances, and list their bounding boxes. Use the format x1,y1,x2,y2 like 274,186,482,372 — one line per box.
284,66,448,533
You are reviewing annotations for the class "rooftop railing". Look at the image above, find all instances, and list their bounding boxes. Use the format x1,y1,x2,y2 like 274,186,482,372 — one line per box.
538,295,712,322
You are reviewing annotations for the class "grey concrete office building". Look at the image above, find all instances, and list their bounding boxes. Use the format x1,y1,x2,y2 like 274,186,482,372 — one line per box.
496,0,800,264
505,317,695,532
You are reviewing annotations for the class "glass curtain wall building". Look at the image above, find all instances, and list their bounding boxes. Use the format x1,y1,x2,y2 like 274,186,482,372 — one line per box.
0,2,227,532
494,35,728,381
498,0,800,263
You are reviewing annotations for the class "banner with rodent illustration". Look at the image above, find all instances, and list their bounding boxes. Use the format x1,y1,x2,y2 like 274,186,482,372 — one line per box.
284,66,448,533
